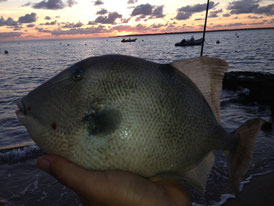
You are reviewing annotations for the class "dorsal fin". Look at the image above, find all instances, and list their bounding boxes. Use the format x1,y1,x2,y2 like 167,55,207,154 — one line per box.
171,57,228,122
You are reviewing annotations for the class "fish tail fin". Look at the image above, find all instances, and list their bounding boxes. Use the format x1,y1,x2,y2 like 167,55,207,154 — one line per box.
227,118,263,195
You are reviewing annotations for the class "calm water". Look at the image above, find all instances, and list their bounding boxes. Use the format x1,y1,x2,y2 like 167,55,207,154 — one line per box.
0,29,273,205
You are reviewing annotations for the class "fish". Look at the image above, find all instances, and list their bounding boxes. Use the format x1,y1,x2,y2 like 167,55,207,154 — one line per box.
16,54,262,193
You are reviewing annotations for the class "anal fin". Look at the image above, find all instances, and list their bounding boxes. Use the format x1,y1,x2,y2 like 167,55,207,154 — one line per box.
181,152,215,193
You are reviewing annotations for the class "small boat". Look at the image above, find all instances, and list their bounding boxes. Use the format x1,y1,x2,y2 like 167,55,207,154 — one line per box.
175,37,203,47
121,38,137,43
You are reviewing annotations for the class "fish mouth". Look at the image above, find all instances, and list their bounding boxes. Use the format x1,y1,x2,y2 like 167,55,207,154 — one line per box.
16,97,35,127
15,97,44,135
16,98,27,116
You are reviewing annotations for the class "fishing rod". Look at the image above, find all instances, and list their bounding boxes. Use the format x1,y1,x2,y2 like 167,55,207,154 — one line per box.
200,0,210,56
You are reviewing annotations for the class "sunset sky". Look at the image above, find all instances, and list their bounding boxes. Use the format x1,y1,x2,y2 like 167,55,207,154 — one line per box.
0,0,273,41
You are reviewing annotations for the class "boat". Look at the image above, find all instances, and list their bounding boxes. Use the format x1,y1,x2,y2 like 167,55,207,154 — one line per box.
175,37,203,47
121,38,137,43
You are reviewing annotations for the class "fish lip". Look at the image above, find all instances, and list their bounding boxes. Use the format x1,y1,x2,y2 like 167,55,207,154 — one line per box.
16,98,26,115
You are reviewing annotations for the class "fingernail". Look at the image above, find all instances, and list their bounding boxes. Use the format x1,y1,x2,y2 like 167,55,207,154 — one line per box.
38,158,50,172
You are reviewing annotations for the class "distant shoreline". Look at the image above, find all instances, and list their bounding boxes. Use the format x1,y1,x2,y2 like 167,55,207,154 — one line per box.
1,27,273,43
114,27,274,38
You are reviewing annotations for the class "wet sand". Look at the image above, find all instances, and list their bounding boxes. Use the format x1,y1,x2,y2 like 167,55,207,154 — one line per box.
224,172,274,206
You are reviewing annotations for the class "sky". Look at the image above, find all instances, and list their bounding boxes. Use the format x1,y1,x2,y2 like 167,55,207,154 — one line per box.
0,0,273,41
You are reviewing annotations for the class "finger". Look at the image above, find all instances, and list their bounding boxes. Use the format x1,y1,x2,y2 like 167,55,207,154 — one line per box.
150,177,192,206
37,155,98,197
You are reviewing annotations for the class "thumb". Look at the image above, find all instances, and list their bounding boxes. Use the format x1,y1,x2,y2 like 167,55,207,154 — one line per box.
37,155,97,197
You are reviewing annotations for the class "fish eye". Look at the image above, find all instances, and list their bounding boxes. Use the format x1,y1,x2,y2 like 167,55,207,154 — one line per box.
71,68,84,81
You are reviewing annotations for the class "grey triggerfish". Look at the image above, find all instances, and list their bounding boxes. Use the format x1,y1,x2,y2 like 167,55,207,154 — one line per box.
16,55,262,193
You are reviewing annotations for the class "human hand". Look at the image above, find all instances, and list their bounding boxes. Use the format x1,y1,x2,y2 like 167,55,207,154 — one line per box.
37,155,191,206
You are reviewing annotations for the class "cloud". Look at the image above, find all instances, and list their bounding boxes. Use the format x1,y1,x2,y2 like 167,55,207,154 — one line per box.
22,2,32,7
212,24,223,28
35,27,52,33
40,20,57,25
27,24,35,27
67,0,77,7
223,13,231,17
96,9,108,15
224,23,244,27
87,21,97,25
227,0,274,16
121,17,131,23
32,0,65,9
150,23,164,29
0,0,7,2
209,9,223,17
0,32,22,39
127,0,137,4
62,21,83,28
175,12,192,20
151,5,165,18
249,20,267,25
50,25,110,35
35,26,109,35
175,2,217,20
18,13,37,23
12,25,23,31
27,0,77,10
131,4,165,19
254,4,274,16
94,0,103,6
0,16,18,26
95,12,122,24
131,4,153,16
111,25,133,32
178,2,216,13
112,23,167,33
112,24,150,33
247,15,263,19
269,18,274,23
45,16,51,20
228,0,259,14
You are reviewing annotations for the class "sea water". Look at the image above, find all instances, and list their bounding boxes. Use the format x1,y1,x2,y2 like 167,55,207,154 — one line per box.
0,29,273,205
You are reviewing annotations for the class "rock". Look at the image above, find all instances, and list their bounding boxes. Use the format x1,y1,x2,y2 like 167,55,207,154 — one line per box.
223,72,274,104
261,121,272,132
223,71,274,116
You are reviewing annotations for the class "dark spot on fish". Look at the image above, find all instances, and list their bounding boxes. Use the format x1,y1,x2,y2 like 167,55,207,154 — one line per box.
51,122,57,130
83,109,122,137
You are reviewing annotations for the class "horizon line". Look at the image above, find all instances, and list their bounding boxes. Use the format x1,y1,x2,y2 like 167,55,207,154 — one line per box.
1,26,273,43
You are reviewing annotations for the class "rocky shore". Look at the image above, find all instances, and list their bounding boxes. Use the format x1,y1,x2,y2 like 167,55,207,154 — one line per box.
223,71,274,118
